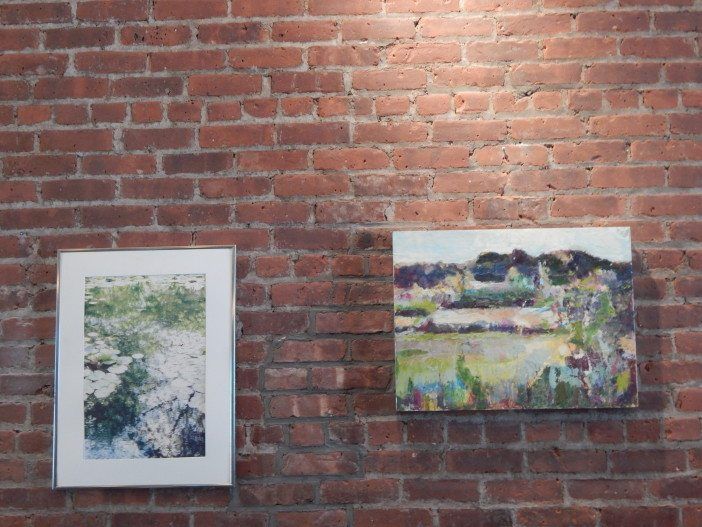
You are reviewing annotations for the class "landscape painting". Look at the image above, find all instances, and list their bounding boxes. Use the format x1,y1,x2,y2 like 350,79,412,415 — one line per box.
83,274,206,458
393,227,637,411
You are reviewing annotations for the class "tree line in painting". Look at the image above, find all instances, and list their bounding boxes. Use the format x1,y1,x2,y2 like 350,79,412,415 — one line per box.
395,249,637,411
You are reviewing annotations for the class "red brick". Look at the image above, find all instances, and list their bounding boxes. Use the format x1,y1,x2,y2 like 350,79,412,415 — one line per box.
238,150,308,172
166,100,201,122
517,508,597,527
314,148,388,170
474,196,526,220
188,74,262,96
238,201,309,224
123,128,192,150
91,103,126,123
312,365,391,389
281,97,313,116
309,0,382,14
1,3,71,23
591,166,665,188
130,101,161,123
274,339,345,362
81,205,152,227
277,510,346,527
203,171,270,196
263,367,307,390
353,68,427,91
684,507,702,527
552,195,626,217
1,318,55,340
633,195,702,216
121,178,193,199
315,310,391,334
486,479,562,503
434,120,507,142
342,19,416,40
395,200,468,221
585,63,661,84
110,77,183,97
510,63,581,85
355,174,427,197
449,447,521,473
0,132,31,153
151,50,224,72
157,204,229,226
289,423,324,446
529,449,607,473
623,37,694,58
37,233,111,257
53,104,88,125
229,47,302,69
453,92,489,113
274,173,348,197
82,154,155,175
77,0,147,21
0,29,39,51
75,51,146,73
121,25,190,46
153,0,227,20
194,511,266,525
112,514,187,527
278,123,349,145
510,117,584,139
0,181,36,203
270,394,346,418
498,14,571,35
232,0,303,16
0,80,30,101
590,115,666,137
420,17,494,37
577,11,649,31
665,418,702,441
272,71,343,93
321,478,398,504
633,140,702,161
315,201,387,223
200,125,272,148
387,0,459,12
543,37,616,59
601,507,677,527
389,42,462,64
273,21,338,42
394,147,470,169
611,449,686,473
0,53,67,76
42,179,115,201
433,66,505,88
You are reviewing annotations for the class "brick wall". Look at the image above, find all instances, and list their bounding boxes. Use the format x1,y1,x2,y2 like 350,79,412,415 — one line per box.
1,0,701,525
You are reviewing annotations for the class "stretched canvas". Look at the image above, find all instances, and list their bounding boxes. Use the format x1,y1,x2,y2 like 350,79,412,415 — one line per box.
53,247,235,487
393,227,637,411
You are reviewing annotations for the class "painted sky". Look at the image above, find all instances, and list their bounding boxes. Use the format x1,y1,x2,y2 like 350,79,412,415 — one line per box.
393,227,632,265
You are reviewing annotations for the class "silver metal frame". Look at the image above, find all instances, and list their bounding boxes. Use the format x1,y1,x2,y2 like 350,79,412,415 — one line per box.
52,245,236,488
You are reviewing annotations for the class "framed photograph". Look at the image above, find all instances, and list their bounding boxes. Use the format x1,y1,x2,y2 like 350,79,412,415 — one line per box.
52,246,236,488
394,227,637,411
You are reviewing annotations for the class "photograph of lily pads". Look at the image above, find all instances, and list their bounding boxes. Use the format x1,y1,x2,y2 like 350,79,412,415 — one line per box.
394,227,637,411
83,274,206,459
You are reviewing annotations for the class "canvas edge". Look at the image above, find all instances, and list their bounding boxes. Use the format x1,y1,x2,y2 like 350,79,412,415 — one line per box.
52,245,237,489
229,246,237,486
391,232,401,412
622,226,640,408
